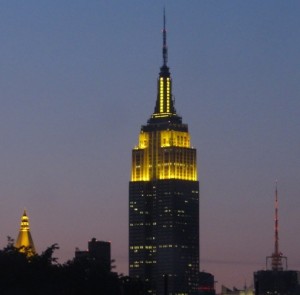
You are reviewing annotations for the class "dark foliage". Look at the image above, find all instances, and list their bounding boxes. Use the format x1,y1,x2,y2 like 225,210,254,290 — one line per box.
0,239,145,295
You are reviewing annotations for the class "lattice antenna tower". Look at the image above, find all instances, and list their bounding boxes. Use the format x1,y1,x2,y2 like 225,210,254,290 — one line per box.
266,182,287,270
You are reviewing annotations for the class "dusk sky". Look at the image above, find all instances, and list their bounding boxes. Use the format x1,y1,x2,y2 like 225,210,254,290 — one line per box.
1,1,300,291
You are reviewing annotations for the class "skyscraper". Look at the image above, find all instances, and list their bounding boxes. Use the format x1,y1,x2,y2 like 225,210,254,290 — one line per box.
15,209,36,255
129,14,199,295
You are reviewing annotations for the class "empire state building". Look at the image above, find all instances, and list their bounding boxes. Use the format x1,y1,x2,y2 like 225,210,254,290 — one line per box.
129,15,199,295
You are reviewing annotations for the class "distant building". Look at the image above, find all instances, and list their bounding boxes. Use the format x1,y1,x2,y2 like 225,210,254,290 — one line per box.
15,209,36,255
88,238,111,270
75,238,111,271
74,248,89,259
254,270,300,295
221,285,254,295
199,272,216,295
253,185,300,295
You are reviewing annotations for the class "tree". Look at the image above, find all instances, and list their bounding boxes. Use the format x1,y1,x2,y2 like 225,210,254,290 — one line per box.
0,239,146,295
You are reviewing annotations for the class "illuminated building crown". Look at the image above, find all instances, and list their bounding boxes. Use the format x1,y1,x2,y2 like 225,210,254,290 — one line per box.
131,12,197,182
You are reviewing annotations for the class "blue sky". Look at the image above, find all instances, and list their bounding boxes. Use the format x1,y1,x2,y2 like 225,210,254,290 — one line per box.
0,1,299,290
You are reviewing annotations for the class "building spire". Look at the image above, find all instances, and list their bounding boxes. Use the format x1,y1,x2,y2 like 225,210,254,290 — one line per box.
151,10,178,120
15,209,36,256
162,7,168,66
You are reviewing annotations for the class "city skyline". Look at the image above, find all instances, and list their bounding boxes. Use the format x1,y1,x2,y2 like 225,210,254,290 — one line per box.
0,1,299,291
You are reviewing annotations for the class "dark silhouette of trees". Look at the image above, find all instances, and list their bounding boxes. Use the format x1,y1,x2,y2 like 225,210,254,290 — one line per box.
0,238,145,295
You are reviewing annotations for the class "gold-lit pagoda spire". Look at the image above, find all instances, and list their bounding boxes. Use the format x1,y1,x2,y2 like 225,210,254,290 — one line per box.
15,209,36,255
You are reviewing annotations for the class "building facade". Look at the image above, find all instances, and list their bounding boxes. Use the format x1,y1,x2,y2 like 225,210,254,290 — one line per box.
221,285,254,295
254,270,300,295
75,237,111,272
129,15,199,295
199,272,216,295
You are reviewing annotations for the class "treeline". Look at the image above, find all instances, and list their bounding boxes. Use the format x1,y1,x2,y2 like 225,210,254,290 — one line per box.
0,238,145,295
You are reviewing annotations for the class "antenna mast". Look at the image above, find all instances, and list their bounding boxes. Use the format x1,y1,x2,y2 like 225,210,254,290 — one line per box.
266,182,287,270
162,8,168,66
